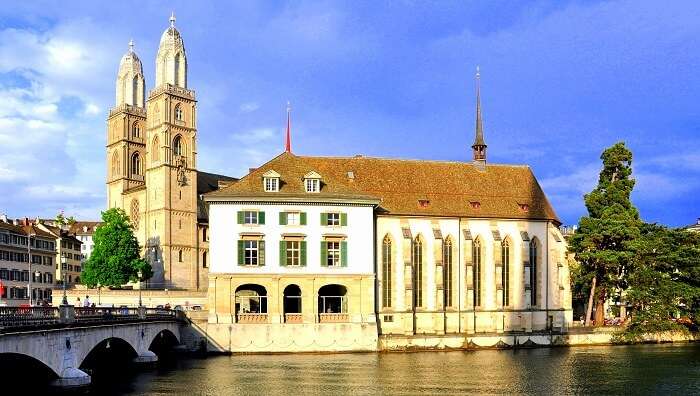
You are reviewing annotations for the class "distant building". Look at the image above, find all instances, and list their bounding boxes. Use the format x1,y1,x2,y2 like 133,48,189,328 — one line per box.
35,223,83,287
69,222,101,264
0,216,57,306
684,218,700,232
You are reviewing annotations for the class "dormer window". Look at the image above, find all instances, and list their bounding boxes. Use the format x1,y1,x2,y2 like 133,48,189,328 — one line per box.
262,170,280,192
518,203,530,212
304,171,322,193
469,201,481,209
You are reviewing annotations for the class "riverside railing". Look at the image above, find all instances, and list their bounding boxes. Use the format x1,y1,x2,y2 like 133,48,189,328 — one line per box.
0,306,179,331
0,307,59,329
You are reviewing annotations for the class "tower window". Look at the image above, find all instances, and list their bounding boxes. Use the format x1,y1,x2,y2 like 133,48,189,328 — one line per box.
173,135,183,157
132,122,141,138
130,153,141,176
175,104,183,121
178,250,183,262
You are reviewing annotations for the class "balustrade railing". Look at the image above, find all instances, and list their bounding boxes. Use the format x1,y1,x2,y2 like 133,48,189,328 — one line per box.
145,308,176,319
319,313,349,323
74,307,140,323
237,313,268,323
0,307,59,328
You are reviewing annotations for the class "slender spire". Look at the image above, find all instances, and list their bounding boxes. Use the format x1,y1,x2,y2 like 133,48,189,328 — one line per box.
170,11,176,28
471,66,487,164
285,101,292,153
128,39,134,53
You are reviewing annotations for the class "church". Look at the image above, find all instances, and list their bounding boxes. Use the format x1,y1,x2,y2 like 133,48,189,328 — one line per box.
204,73,572,351
106,15,572,351
106,15,235,291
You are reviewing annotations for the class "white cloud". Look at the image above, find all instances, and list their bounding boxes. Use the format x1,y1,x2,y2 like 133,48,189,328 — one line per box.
239,102,260,113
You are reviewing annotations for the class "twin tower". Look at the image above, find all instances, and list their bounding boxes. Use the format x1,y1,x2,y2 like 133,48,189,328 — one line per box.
106,15,209,290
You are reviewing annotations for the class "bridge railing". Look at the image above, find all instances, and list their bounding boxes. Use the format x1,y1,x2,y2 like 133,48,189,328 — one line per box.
145,308,176,320
0,307,59,329
75,307,140,323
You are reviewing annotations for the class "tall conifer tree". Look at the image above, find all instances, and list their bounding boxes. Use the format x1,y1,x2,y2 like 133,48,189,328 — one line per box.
569,142,641,326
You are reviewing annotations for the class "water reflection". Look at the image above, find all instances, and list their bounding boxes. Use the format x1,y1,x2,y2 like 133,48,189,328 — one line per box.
41,344,700,395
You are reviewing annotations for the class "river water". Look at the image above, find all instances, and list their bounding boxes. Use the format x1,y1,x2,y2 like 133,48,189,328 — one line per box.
85,344,700,395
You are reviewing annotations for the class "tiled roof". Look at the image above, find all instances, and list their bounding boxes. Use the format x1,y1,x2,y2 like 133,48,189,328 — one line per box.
206,152,559,222
69,221,102,235
197,171,239,221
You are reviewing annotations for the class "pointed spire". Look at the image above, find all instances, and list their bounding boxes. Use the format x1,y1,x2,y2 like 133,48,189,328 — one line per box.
285,101,292,153
472,66,487,164
170,11,176,28
128,39,135,53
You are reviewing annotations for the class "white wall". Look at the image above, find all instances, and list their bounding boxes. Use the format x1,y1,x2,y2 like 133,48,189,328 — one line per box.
209,203,374,275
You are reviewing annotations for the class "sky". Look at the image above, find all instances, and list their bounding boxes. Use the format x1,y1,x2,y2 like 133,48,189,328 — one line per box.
0,0,699,227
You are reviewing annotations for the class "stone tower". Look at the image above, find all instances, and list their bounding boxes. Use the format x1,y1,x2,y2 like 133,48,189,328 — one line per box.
107,15,205,289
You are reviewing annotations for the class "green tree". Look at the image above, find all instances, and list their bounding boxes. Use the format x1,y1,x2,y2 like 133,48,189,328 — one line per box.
569,142,642,326
55,211,76,227
623,224,700,339
81,208,152,288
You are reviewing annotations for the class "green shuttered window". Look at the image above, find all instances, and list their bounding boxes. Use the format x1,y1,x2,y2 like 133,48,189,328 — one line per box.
238,210,265,225
321,240,347,267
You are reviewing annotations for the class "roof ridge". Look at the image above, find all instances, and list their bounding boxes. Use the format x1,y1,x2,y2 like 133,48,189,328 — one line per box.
298,154,530,168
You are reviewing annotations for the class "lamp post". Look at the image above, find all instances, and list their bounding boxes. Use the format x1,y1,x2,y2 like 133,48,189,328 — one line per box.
61,256,68,306
137,269,143,307
27,231,34,305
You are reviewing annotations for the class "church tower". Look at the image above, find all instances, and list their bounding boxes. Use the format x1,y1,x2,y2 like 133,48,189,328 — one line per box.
107,40,147,211
144,13,200,288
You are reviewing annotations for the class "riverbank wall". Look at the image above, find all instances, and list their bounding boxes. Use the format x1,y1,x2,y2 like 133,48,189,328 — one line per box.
178,317,698,354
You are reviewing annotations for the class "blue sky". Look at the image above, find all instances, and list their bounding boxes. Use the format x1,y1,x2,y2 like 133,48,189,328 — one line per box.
0,0,699,226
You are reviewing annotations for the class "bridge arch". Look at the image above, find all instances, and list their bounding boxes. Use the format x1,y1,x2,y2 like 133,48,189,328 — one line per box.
0,352,59,389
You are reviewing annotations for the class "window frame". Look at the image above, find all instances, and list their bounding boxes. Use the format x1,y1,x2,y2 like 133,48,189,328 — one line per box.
305,178,320,193
244,211,258,225
264,177,279,192
326,241,341,267
244,240,259,266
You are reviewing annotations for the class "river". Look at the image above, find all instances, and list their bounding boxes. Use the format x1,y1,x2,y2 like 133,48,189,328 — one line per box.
76,344,700,395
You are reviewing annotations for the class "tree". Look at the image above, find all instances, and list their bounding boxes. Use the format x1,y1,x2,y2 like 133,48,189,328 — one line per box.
55,211,76,227
569,142,641,326
82,208,152,288
623,224,700,339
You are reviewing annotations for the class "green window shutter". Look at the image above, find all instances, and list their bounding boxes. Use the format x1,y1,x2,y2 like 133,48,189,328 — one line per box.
321,213,327,226
237,211,244,224
341,213,348,226
320,241,327,267
300,241,307,266
258,241,265,266
258,211,265,225
300,212,307,225
279,212,287,225
279,241,287,266
341,241,348,267
237,240,244,265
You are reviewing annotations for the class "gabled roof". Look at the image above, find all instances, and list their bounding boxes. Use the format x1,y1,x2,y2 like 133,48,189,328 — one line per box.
197,171,240,221
206,152,559,222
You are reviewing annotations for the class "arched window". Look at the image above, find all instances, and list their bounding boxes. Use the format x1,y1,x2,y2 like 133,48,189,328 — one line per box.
382,235,392,308
318,284,347,321
202,251,207,268
235,284,268,320
502,238,511,307
473,237,482,307
412,235,424,308
173,135,183,157
111,151,120,178
443,236,453,307
530,238,539,307
283,284,302,322
132,75,139,107
178,250,183,263
174,53,181,86
174,104,183,121
132,122,140,138
151,135,160,162
130,152,141,176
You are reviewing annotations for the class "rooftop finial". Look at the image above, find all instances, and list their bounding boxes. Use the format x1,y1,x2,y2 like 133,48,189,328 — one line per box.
285,101,292,153
128,39,134,52
170,11,176,28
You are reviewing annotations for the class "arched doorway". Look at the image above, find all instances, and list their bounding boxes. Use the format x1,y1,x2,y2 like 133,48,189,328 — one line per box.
234,284,268,323
283,284,302,323
318,284,348,323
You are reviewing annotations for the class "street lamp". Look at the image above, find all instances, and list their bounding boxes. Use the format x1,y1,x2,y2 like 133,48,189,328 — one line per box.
137,269,143,307
27,231,35,306
61,256,68,306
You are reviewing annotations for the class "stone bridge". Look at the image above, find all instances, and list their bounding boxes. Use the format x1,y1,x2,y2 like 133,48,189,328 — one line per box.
0,307,182,388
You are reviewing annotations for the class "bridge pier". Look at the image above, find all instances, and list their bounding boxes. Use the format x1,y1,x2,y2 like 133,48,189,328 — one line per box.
133,350,158,364
51,367,91,388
